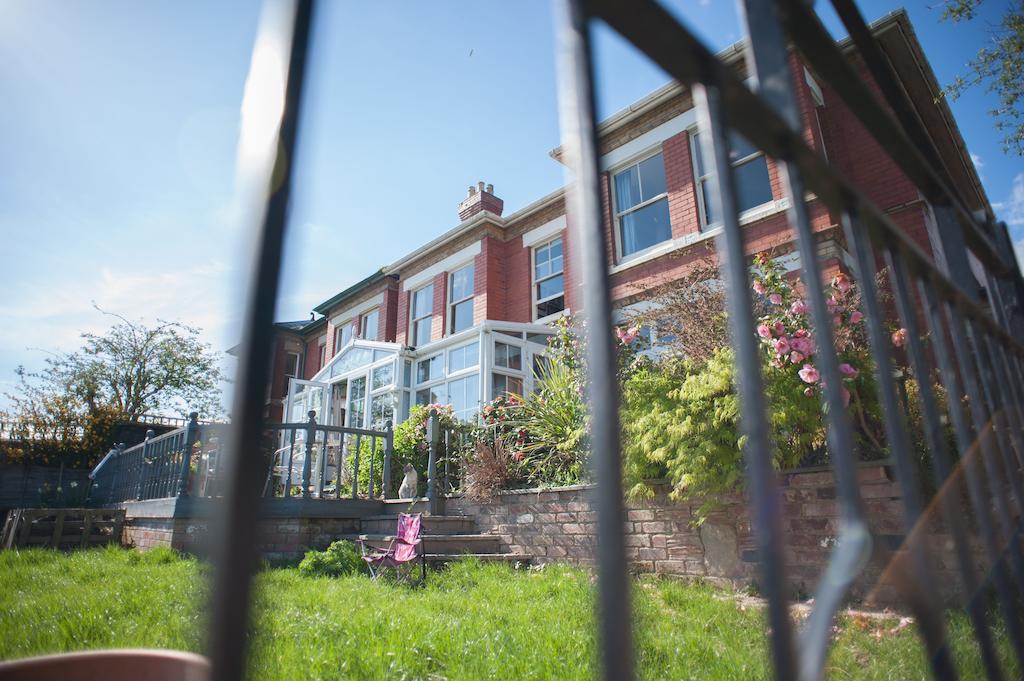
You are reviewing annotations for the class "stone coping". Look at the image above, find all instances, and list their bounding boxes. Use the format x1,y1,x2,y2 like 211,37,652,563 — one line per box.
444,461,893,500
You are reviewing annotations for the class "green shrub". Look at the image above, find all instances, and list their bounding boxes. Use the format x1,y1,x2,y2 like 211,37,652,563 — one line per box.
297,540,366,578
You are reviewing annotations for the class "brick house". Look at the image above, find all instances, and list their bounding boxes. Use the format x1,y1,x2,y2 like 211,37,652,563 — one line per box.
263,10,991,429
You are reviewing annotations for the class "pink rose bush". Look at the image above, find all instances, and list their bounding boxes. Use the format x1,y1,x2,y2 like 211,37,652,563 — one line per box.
750,255,872,409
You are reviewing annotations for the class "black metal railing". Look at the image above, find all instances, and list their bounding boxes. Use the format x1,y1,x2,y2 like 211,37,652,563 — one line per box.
555,1,1024,680
262,412,394,500
88,411,393,504
201,1,1024,680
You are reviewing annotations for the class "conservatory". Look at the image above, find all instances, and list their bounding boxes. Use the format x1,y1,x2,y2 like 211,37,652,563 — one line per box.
284,320,558,430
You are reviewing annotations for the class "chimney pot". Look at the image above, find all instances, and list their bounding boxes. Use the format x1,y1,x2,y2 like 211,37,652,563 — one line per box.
457,179,504,221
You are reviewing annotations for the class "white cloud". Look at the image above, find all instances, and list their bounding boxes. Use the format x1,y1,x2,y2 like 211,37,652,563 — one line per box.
994,172,1024,229
971,153,984,180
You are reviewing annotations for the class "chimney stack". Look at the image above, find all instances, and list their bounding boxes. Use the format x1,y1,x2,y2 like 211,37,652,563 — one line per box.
457,180,503,221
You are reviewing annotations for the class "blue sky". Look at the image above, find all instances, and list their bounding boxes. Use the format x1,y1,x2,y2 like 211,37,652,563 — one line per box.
1,0,1020,411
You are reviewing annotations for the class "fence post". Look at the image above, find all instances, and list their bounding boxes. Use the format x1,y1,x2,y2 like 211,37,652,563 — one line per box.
426,409,442,515
382,420,394,500
302,410,316,499
136,429,155,501
176,413,200,497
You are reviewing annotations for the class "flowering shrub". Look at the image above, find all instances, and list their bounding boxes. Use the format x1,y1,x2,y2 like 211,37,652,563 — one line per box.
391,404,467,496
751,254,886,453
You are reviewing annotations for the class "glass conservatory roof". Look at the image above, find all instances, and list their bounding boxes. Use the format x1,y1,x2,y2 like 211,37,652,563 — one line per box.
312,340,399,382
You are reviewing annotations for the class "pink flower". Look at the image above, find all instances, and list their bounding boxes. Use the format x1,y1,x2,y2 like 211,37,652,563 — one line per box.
790,351,805,364
826,296,838,313
790,299,808,315
773,337,791,355
753,280,767,295
773,321,785,336
892,328,908,348
799,363,820,384
833,315,842,327
791,337,814,355
757,324,772,339
615,326,639,345
849,311,863,324
769,293,783,305
839,363,859,379
793,329,808,338
833,273,852,293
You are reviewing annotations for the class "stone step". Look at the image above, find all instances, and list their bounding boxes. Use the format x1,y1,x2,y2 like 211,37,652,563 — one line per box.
423,553,532,565
346,533,500,555
381,498,431,514
361,514,476,535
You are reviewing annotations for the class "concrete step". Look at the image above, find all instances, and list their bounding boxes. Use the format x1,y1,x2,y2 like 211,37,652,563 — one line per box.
361,514,476,535
346,533,500,555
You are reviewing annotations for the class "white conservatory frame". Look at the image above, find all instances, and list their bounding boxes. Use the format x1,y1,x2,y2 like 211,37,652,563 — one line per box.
284,320,558,428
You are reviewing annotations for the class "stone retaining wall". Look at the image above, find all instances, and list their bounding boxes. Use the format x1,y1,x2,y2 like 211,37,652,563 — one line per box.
448,464,969,605
123,517,359,560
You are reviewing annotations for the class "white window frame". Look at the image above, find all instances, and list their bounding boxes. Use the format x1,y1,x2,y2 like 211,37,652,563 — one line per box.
532,236,566,322
447,263,475,335
611,149,671,262
334,321,354,354
410,284,434,348
359,307,379,341
689,127,773,230
284,351,301,379
490,338,526,400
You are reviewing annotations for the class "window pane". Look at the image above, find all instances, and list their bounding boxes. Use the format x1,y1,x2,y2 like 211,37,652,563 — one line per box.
372,363,394,391
532,354,551,381
734,156,773,213
492,373,523,400
361,310,378,339
416,354,441,384
537,273,564,301
413,284,433,318
449,264,474,302
494,342,522,370
370,392,396,429
620,198,671,256
728,130,758,162
415,386,442,406
536,295,565,319
549,238,563,261
638,154,666,200
700,179,717,226
614,165,641,212
535,257,550,280
413,318,431,346
450,298,474,334
449,343,479,373
691,131,706,177
448,374,479,422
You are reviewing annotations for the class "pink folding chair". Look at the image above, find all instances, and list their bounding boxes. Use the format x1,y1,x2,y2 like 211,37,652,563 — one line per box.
357,512,426,582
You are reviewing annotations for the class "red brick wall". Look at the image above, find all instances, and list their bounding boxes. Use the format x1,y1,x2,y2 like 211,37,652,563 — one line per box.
431,272,447,342
664,132,700,240
381,285,398,342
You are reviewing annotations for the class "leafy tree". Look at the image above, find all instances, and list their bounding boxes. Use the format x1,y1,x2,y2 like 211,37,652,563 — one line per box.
3,310,224,467
941,0,1024,155
16,308,225,421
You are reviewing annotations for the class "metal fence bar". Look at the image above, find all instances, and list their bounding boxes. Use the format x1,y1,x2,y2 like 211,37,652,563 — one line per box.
692,80,797,681
555,1,633,678
885,247,1005,680
842,209,955,678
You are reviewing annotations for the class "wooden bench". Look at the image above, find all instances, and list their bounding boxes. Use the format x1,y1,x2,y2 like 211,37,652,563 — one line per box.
1,508,125,550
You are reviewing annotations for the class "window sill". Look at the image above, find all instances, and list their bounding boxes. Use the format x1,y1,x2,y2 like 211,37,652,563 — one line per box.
609,199,789,276
534,309,570,325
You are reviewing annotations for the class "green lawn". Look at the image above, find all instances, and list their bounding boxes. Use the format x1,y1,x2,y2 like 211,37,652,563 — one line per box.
0,547,1015,679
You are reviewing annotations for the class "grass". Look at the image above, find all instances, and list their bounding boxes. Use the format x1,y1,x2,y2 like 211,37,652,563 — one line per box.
0,546,1017,679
